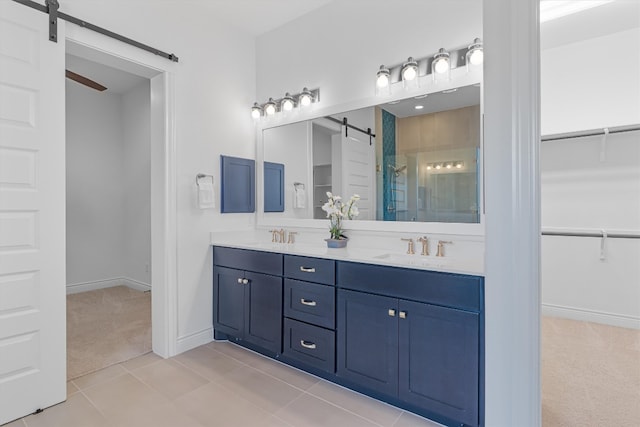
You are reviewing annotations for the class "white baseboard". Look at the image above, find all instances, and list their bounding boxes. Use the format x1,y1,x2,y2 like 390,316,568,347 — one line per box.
176,328,213,355
67,277,151,294
542,303,640,329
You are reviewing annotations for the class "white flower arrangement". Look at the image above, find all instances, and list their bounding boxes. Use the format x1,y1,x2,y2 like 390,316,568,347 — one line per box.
321,192,360,240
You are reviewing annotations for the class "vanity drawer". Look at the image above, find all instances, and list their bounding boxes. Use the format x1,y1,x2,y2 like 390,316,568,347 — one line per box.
284,255,335,285
213,246,282,276
283,318,335,373
284,279,335,329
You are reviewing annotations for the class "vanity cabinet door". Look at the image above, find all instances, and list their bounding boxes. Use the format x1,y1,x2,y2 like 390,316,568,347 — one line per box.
337,289,398,397
213,266,245,337
398,300,479,427
244,271,283,354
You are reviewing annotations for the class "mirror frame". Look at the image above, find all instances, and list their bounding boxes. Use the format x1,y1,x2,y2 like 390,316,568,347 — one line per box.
256,67,485,236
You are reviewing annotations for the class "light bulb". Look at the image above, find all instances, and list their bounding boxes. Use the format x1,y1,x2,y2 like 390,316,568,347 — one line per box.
299,88,313,107
434,57,449,74
446,163,452,169
281,93,294,111
376,65,390,88
265,98,276,115
426,165,432,170
467,38,484,66
455,162,463,169
401,57,418,82
251,102,262,120
469,49,483,65
435,164,442,170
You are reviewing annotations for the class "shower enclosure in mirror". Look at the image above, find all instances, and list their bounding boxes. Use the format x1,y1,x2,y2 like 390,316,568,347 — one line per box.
261,83,481,224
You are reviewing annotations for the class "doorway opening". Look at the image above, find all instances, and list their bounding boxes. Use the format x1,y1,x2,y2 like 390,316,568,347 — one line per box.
64,36,178,375
65,53,153,379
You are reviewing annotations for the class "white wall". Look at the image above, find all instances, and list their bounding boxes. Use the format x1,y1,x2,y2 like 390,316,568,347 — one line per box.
540,27,640,328
541,28,640,135
66,81,126,285
122,81,151,285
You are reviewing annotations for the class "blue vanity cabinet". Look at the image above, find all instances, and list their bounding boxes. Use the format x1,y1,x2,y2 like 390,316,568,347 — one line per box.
213,247,283,354
336,261,483,427
336,289,399,396
398,300,479,427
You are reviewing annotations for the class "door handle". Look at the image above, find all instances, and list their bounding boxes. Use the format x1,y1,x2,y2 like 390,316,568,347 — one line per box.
300,340,316,349
299,266,316,273
300,299,317,306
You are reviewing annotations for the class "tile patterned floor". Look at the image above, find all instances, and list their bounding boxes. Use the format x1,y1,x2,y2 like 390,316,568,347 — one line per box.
8,342,442,427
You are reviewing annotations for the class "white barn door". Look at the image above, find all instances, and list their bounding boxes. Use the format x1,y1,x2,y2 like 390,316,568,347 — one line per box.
0,1,66,423
339,132,375,220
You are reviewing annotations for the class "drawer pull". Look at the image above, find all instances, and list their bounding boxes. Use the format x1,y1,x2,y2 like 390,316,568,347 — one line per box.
300,298,317,307
300,340,317,350
388,309,396,317
299,266,316,273
399,311,407,319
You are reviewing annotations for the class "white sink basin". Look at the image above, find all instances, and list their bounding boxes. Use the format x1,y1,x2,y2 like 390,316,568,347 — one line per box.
373,253,452,268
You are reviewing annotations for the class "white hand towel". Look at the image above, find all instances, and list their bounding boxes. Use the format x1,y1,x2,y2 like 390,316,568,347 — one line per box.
197,178,215,209
294,186,306,209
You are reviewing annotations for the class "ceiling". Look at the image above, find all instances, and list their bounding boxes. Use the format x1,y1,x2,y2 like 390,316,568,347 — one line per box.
381,85,481,119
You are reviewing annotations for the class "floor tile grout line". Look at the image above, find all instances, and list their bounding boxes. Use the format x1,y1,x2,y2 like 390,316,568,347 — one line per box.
299,388,387,427
125,359,212,402
208,342,323,393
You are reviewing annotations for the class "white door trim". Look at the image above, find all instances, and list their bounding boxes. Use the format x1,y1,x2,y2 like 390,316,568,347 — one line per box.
65,28,178,358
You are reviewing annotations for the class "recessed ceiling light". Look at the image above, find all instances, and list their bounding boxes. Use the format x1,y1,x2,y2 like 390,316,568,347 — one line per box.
414,105,424,110
540,0,613,23
442,88,458,94
387,100,401,105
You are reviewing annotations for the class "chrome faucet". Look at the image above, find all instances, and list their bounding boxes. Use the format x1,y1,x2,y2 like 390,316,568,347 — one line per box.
401,238,415,255
436,240,452,257
417,236,429,256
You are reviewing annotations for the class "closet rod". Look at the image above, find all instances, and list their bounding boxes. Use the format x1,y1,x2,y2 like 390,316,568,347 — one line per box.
12,0,179,62
541,124,640,142
542,230,640,239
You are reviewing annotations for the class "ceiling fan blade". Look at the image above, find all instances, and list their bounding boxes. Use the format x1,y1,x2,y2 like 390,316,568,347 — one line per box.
65,70,107,92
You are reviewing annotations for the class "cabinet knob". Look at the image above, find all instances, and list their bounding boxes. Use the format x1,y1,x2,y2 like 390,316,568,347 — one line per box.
388,309,396,317
237,278,243,284
399,311,407,319
300,298,317,307
242,278,249,285
300,340,317,350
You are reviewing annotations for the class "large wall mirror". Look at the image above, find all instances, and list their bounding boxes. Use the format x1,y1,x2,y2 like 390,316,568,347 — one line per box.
259,81,483,233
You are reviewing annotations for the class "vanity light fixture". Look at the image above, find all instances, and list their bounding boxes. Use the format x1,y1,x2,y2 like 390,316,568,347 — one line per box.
425,161,465,172
445,162,453,169
401,57,419,89
432,48,451,82
374,38,482,95
455,161,464,169
264,98,277,116
281,93,295,112
376,65,391,95
466,38,484,67
251,88,320,120
251,102,263,120
298,87,315,107
435,163,442,170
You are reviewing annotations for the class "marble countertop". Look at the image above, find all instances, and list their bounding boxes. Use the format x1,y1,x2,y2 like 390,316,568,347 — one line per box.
210,236,484,276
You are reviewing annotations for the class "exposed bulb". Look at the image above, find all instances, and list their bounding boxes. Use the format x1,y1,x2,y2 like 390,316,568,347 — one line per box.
282,93,294,111
299,88,313,107
402,65,417,81
265,98,276,115
434,57,449,74
376,73,390,88
469,48,484,65
251,108,261,119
